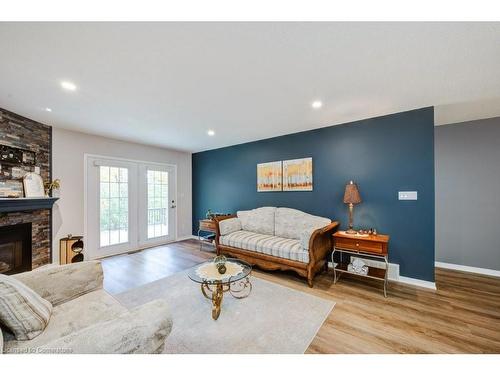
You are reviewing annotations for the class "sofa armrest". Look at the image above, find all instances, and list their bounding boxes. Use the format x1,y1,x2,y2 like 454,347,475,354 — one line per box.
214,215,237,249
300,227,317,250
13,261,104,306
218,217,242,236
307,221,340,263
36,299,172,354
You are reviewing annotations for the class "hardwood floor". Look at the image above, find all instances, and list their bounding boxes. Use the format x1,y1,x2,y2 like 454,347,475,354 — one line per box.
101,239,500,353
101,240,212,294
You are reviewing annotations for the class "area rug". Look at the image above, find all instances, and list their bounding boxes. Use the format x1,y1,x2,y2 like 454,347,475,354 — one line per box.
114,269,335,353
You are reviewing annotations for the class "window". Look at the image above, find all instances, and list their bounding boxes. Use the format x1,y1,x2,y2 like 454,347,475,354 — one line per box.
100,166,128,247
147,170,168,239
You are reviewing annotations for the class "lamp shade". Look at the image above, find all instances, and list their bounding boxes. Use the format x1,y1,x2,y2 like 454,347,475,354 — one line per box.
343,181,361,204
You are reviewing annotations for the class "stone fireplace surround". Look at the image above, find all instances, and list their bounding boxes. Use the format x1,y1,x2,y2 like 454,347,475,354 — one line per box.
0,211,50,271
0,107,53,272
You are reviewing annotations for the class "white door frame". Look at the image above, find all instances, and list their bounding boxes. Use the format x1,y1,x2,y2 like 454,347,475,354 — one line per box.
84,153,178,259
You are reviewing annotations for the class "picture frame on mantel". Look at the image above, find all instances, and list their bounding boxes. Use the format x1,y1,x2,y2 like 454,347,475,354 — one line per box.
23,172,46,197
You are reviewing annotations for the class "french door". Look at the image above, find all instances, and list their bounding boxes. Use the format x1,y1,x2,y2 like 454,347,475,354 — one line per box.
85,156,176,259
138,164,177,248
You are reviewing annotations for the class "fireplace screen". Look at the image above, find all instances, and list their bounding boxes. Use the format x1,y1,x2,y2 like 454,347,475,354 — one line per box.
0,223,32,275
0,241,23,273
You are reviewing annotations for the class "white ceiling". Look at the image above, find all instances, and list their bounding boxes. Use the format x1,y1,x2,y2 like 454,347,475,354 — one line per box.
1,22,499,152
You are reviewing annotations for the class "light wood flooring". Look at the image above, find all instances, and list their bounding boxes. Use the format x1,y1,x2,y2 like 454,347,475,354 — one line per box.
101,239,500,353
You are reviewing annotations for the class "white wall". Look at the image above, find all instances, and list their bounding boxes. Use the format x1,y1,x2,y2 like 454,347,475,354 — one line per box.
52,128,192,263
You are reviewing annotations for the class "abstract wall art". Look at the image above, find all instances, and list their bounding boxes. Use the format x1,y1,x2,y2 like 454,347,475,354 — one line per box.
257,161,282,192
282,157,313,191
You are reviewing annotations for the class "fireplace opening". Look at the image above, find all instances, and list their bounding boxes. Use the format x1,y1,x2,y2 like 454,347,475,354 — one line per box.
0,223,32,275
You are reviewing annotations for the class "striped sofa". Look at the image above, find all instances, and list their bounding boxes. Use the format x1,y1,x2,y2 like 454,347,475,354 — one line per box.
215,207,339,287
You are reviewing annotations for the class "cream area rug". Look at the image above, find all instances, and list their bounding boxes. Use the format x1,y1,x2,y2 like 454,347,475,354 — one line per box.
114,269,335,354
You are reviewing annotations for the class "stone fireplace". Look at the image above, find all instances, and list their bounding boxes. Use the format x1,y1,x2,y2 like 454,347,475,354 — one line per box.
0,209,51,273
0,107,54,274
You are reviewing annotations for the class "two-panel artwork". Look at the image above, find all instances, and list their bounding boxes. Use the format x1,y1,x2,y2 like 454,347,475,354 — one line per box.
257,157,313,192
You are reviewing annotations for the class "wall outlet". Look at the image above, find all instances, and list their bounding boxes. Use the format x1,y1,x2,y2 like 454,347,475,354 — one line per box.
398,191,418,200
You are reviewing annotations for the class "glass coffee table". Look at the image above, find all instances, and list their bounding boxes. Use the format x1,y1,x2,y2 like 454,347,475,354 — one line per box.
188,258,252,320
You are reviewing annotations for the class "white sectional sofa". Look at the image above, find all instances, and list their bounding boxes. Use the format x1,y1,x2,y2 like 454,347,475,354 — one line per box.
1,261,172,354
215,207,339,287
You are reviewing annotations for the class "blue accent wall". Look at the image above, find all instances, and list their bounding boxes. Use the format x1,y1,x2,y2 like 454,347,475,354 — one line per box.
192,107,435,281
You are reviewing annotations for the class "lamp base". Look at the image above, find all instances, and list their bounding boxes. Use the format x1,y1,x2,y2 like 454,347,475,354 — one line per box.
345,229,357,234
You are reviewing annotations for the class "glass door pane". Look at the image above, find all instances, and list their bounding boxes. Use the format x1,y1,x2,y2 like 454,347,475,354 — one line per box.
147,169,168,239
100,166,129,247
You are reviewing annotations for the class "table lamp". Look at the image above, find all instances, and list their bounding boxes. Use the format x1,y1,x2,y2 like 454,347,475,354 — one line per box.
343,180,362,234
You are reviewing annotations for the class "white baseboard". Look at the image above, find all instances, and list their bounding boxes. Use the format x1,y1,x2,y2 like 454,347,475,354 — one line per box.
176,235,198,241
435,261,500,278
396,276,437,290
328,258,437,290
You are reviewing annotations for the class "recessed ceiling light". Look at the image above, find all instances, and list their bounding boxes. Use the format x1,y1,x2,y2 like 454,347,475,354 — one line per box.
45,108,52,112
207,130,215,136
60,81,77,91
311,100,323,109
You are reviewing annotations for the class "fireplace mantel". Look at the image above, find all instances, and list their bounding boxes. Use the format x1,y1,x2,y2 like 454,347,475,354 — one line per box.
0,197,59,213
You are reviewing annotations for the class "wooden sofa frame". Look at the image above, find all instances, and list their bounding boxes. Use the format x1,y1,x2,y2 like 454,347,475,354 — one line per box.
214,215,339,287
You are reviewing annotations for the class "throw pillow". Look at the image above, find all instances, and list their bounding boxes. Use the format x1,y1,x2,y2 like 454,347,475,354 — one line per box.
0,273,53,341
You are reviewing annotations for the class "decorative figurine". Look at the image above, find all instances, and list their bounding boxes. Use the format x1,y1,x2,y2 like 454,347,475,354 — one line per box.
217,264,227,274
214,255,227,274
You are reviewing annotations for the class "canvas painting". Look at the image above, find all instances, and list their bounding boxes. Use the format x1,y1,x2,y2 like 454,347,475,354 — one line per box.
283,157,313,191
257,161,282,192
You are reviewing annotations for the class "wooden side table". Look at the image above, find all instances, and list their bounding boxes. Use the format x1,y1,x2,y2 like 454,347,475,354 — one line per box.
198,219,217,251
198,216,233,251
332,231,390,297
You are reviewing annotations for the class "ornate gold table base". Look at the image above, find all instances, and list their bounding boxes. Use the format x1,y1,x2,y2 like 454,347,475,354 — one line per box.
200,277,252,320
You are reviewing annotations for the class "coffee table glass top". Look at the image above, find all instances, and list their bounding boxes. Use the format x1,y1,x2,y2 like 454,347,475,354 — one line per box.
188,258,252,285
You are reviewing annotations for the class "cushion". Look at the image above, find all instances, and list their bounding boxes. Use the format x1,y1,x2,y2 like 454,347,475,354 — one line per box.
0,273,53,341
13,261,104,306
275,207,331,240
218,217,242,236
35,299,171,354
3,289,127,352
220,230,309,263
237,207,276,235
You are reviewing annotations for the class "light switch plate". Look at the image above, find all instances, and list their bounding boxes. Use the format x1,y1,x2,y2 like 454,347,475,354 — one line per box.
398,191,418,200
34,166,40,174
